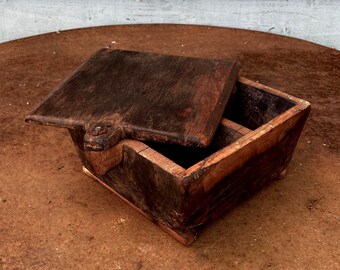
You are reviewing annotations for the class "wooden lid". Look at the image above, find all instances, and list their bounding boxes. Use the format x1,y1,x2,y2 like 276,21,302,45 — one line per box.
26,49,239,149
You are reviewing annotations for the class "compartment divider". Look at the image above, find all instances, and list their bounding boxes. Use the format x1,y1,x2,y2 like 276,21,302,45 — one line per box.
220,118,252,136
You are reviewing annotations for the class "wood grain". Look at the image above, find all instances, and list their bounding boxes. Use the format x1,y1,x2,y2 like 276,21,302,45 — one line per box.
65,77,310,244
26,49,240,148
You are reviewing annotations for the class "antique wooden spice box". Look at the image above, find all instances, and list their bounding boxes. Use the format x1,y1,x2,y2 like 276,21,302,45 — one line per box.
26,49,310,245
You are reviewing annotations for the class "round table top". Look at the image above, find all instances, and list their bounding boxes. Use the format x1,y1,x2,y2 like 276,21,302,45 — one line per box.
1,24,339,269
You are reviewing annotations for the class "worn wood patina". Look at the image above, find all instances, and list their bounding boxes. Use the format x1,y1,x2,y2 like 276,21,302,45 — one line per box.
26,49,240,148
25,49,310,245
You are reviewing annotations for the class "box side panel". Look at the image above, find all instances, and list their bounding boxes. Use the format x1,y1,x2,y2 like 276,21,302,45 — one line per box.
68,129,187,230
180,107,310,229
102,145,185,228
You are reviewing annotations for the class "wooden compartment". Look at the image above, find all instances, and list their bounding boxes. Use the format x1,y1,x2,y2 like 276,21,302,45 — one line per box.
70,77,310,245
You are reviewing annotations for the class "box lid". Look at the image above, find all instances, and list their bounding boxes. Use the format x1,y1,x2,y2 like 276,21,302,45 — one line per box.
26,49,240,149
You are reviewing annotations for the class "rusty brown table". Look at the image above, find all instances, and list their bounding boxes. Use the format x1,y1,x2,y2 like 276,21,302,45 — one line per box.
1,25,339,269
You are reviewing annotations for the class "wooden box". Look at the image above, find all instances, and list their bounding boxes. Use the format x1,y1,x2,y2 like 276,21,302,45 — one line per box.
25,50,310,245
72,77,309,245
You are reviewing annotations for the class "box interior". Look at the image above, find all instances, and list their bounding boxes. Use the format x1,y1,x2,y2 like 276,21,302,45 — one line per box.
224,82,295,130
146,81,296,169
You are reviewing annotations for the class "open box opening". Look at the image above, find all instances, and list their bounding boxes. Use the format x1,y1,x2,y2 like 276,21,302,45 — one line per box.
144,81,296,169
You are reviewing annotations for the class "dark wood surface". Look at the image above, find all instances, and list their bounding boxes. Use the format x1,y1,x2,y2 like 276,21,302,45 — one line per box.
74,77,309,245
26,48,239,148
1,25,339,269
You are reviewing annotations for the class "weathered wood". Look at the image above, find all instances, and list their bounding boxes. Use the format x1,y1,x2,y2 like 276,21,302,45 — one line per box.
63,77,310,245
25,49,240,149
180,105,310,228
82,167,196,245
25,49,310,245
144,122,243,169
221,118,251,136
225,80,296,130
